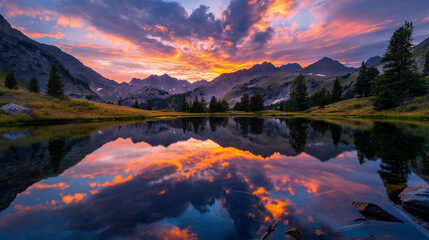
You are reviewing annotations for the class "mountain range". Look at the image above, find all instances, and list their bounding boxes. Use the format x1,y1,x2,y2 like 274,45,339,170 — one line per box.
1,14,428,108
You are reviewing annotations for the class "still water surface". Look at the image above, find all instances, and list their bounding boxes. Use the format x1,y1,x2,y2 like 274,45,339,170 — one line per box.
0,118,428,239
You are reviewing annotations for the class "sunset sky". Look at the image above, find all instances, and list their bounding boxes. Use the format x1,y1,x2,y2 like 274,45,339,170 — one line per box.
1,0,428,83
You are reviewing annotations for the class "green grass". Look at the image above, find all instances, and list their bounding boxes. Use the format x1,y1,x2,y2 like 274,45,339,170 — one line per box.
1,71,428,125
273,96,429,120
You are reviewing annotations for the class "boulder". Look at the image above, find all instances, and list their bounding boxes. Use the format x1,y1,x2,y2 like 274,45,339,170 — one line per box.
0,103,33,115
350,201,403,223
399,186,429,221
285,228,302,240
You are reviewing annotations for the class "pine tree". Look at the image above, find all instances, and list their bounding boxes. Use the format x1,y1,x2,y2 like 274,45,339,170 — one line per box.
355,62,379,97
5,73,18,89
289,74,309,111
239,94,250,111
249,94,264,111
367,66,379,95
200,97,207,113
29,76,40,93
311,88,330,108
209,96,218,113
354,62,368,97
233,101,239,110
373,88,397,110
47,65,64,98
381,21,415,78
220,100,229,112
146,99,152,110
423,51,429,76
190,96,201,113
331,77,342,102
181,96,189,112
133,100,139,108
374,21,427,110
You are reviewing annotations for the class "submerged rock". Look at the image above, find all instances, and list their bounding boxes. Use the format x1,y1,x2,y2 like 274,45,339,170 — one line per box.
285,228,302,240
350,201,403,223
399,186,429,221
0,103,33,115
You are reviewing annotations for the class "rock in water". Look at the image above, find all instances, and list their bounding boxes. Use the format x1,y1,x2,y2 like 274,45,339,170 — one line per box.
399,186,429,221
0,103,33,115
285,228,302,240
350,201,403,223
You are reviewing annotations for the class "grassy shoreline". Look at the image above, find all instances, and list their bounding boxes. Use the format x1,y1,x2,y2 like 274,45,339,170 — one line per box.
1,109,428,126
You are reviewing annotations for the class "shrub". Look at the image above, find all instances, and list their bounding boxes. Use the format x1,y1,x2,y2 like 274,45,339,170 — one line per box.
69,100,96,112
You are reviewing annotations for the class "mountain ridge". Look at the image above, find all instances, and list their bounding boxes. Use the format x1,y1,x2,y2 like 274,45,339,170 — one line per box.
129,74,207,94
0,14,118,100
301,57,357,76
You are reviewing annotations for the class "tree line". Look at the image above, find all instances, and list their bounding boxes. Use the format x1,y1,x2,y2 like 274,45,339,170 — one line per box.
179,93,265,113
232,93,265,112
266,75,344,112
181,96,229,113
4,64,64,98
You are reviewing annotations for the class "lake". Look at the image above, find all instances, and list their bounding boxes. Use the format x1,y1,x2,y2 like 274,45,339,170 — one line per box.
0,117,428,240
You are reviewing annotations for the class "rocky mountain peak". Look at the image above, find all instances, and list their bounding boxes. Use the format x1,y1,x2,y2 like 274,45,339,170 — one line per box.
301,57,356,76
279,63,303,73
0,14,12,31
366,56,382,67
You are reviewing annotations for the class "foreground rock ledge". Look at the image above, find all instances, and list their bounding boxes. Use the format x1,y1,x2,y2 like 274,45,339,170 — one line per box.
350,201,403,223
399,186,429,221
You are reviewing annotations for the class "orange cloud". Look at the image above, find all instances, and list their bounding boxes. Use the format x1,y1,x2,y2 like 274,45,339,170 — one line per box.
16,27,65,39
253,187,269,196
157,226,198,240
264,199,289,221
266,0,297,18
5,3,57,19
30,182,69,190
62,193,87,204
155,25,168,32
297,20,391,43
102,174,133,187
57,16,83,28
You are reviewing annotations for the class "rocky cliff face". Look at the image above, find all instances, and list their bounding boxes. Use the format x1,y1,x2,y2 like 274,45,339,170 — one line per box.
413,36,429,70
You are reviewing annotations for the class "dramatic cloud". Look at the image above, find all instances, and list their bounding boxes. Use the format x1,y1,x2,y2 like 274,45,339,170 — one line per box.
0,0,428,82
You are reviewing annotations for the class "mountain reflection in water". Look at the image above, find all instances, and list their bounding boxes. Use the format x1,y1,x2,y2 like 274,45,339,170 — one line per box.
0,118,428,240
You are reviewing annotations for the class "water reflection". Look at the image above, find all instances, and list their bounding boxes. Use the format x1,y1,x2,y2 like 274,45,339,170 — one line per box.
0,118,428,239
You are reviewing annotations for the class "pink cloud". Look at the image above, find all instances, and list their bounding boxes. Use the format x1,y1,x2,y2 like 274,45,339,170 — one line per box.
56,16,83,28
